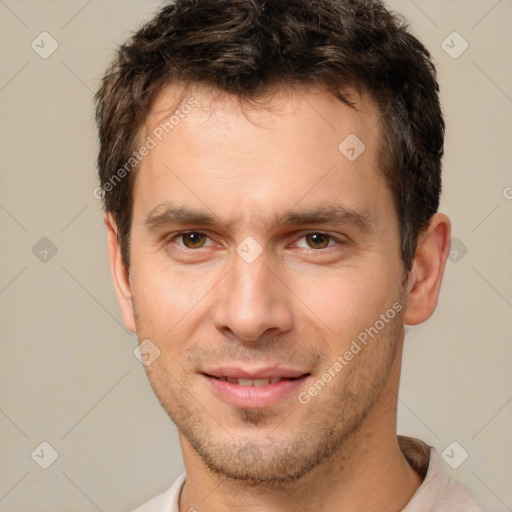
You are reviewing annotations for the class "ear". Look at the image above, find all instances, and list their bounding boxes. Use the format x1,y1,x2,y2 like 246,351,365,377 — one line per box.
105,214,137,333
403,213,451,326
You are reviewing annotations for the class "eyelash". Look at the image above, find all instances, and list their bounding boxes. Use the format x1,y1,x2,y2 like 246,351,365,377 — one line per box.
166,231,344,251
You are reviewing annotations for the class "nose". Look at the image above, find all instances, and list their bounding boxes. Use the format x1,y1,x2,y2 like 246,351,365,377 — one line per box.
212,249,294,343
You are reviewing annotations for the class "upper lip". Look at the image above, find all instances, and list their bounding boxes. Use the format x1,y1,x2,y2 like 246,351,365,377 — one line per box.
202,366,310,379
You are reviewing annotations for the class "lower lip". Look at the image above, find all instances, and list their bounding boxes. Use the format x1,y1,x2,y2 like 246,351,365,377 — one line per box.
202,374,308,409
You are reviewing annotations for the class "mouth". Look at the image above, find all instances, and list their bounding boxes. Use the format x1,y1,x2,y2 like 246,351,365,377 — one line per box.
201,369,311,408
206,375,304,386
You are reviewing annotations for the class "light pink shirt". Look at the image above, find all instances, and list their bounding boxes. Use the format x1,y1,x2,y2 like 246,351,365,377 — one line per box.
131,436,484,512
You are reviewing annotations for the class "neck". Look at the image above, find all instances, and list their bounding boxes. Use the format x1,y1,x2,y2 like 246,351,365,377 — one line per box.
178,348,423,512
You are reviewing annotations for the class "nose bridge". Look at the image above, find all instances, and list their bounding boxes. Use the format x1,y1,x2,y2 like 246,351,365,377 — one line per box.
232,253,270,303
212,249,292,341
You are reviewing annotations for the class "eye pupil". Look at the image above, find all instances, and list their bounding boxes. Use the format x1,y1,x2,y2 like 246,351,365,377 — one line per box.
306,233,329,249
183,232,206,248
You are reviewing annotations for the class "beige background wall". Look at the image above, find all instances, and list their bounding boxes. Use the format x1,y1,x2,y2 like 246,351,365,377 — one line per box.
0,1,511,511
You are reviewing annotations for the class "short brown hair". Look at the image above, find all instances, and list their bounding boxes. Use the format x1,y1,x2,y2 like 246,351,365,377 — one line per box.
95,0,444,271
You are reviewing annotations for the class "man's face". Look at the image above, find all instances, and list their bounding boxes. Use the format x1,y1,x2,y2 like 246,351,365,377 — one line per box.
123,84,408,482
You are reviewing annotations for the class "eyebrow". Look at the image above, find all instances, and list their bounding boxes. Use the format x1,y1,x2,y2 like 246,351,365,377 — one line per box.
143,203,373,232
144,205,218,228
280,205,373,231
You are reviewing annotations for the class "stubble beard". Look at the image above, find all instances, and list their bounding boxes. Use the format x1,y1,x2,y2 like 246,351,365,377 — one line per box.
140,308,404,485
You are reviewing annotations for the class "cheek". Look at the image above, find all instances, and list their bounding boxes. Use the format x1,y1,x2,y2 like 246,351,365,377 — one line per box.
289,266,402,339
129,255,219,339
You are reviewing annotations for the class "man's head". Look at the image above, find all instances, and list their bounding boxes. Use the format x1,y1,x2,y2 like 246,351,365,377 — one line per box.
96,0,450,484
96,0,444,273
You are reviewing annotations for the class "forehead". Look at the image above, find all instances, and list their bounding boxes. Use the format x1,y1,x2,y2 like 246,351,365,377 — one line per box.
132,81,393,235
144,82,380,142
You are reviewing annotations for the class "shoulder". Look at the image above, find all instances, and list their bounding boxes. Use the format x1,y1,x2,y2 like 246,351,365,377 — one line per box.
129,473,186,512
399,436,485,512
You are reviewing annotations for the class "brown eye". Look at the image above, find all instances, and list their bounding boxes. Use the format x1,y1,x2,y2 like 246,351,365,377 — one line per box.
181,232,207,248
305,233,331,249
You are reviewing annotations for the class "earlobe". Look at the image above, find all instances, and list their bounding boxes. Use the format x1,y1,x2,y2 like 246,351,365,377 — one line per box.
403,213,451,326
105,214,137,333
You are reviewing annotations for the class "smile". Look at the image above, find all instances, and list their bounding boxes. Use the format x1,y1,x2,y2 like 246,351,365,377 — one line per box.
201,371,310,408
209,375,302,386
